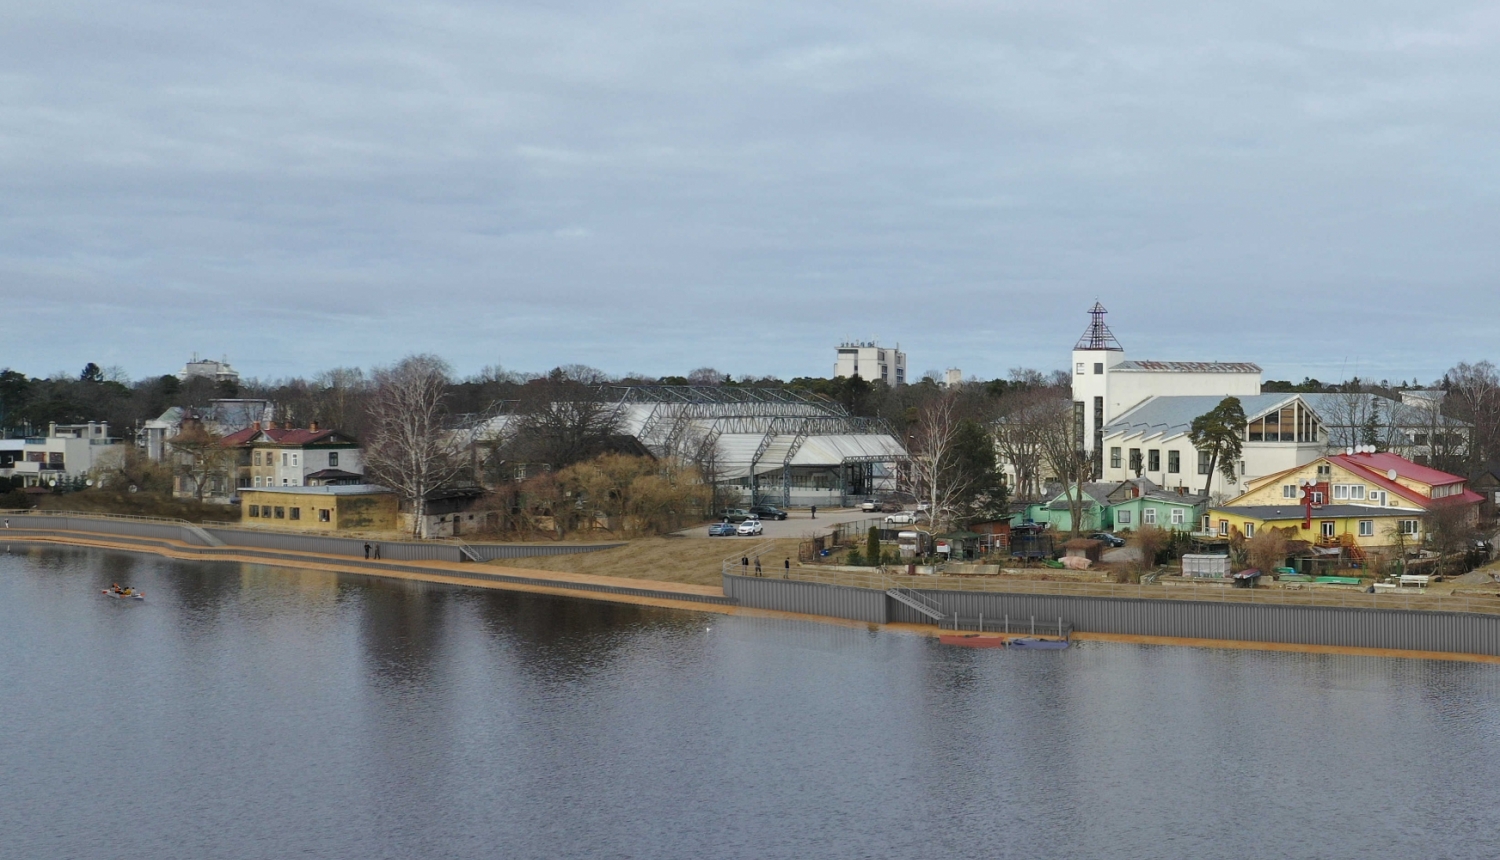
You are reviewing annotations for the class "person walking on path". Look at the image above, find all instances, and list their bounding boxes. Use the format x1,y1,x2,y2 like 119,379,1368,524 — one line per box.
741,556,749,573
373,544,381,560
364,542,371,559
754,557,762,576
783,558,790,578
810,506,816,519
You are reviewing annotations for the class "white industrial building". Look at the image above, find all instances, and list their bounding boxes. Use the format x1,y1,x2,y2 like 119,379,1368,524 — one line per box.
835,341,907,387
1071,303,1466,501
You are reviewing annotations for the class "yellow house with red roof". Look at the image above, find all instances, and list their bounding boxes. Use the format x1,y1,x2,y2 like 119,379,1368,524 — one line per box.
1207,450,1482,548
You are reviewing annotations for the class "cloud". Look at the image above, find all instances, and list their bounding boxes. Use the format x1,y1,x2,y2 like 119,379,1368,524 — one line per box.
2,0,1498,384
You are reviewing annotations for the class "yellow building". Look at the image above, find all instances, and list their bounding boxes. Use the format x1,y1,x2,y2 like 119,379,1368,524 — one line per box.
239,486,398,532
1208,450,1481,548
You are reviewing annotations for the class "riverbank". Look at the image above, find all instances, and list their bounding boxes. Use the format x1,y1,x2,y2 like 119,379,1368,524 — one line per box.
11,529,1500,665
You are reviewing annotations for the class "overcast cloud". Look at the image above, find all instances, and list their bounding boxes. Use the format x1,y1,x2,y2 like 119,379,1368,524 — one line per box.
3,1,1498,384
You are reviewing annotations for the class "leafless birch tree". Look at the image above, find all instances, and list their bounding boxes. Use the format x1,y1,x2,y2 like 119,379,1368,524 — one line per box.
1036,398,1091,538
906,393,973,530
364,355,467,537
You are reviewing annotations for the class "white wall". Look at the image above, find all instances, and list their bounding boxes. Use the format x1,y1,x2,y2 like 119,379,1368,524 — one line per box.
1101,434,1323,500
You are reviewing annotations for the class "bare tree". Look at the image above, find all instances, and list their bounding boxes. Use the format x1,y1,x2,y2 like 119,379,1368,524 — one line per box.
167,420,233,503
507,377,622,469
363,355,468,537
993,388,1057,503
1036,397,1092,538
906,393,971,530
1444,361,1500,471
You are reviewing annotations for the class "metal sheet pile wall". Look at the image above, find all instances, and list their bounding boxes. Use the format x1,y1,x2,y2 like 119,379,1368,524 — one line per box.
724,574,887,623
890,590,1500,657
467,544,626,560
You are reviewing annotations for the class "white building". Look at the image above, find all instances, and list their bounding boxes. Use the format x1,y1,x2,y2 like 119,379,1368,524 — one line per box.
0,422,121,487
1101,394,1328,498
142,399,273,461
1071,303,1261,463
835,341,906,386
180,355,240,384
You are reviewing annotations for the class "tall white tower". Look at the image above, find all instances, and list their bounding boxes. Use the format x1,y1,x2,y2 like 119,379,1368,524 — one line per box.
1071,302,1125,470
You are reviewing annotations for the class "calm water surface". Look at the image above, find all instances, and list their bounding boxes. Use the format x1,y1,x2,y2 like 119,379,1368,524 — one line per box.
4,546,1500,859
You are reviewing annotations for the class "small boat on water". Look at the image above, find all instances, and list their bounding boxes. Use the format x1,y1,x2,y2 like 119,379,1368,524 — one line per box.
1008,637,1069,650
102,588,145,601
938,633,1008,648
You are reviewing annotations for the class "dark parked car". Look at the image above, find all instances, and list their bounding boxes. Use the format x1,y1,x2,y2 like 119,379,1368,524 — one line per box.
749,505,788,520
715,509,754,523
1088,531,1126,548
708,522,737,536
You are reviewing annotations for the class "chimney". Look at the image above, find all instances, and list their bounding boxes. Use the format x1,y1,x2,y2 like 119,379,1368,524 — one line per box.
309,421,320,432
251,421,261,432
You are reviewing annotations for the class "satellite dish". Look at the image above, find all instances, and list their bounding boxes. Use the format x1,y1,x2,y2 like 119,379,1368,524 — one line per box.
48,479,57,487
1387,469,1398,481
128,484,138,494
85,479,94,487
1345,447,1353,455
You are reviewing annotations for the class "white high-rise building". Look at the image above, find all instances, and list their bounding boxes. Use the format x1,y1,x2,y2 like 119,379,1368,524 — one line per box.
1071,303,1261,462
835,341,906,386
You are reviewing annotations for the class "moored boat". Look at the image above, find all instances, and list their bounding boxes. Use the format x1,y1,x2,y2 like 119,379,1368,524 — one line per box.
102,588,145,601
1008,637,1069,650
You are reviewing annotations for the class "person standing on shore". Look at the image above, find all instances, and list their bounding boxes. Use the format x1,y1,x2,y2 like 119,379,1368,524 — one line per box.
741,556,749,573
783,558,790,578
373,544,381,560
754,557,762,576
364,542,371,559
810,506,816,519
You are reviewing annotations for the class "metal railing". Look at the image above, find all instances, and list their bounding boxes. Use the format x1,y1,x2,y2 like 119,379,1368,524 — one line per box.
940,614,1072,636
753,564,1500,616
2,509,198,526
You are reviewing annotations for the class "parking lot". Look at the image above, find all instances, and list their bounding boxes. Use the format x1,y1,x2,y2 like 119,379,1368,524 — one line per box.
682,507,877,541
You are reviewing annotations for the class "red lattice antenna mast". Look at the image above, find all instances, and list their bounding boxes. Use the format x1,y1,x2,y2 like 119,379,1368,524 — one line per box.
1074,301,1123,351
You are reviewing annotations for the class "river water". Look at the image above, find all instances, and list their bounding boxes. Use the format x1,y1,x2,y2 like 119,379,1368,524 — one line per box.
4,545,1500,860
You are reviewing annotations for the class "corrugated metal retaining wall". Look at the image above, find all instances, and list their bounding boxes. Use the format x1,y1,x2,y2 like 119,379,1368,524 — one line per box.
723,574,887,624
725,575,1500,658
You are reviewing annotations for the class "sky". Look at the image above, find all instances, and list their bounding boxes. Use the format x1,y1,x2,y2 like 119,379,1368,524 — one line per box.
4,1,1499,386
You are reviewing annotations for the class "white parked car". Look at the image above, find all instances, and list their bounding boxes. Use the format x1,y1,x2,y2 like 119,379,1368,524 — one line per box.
736,518,764,536
884,511,928,525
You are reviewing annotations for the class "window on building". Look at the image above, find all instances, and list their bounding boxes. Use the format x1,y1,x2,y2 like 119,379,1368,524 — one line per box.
1148,450,1160,472
1219,519,1229,536
1198,450,1212,475
249,505,260,518
1333,484,1348,500
274,506,285,519
253,451,261,466
253,476,262,488
1283,484,1297,499
1129,449,1142,473
1311,491,1324,504
1171,508,1185,525
1110,447,1122,469
318,509,331,523
1317,464,1331,479
1399,519,1419,535
1168,450,1180,473
289,507,300,520
1358,520,1374,537
291,453,299,467
1243,523,1254,538
282,478,289,486
1117,510,1132,524
329,452,338,467
281,452,288,467
1076,362,1085,375
1143,508,1157,525
1321,521,1335,538
1093,363,1103,374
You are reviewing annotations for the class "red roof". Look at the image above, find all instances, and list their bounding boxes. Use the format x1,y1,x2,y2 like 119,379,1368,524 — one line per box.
220,427,343,447
1328,452,1483,508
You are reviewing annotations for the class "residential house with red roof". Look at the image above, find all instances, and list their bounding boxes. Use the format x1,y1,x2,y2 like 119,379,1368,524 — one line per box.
1207,450,1482,549
225,421,365,491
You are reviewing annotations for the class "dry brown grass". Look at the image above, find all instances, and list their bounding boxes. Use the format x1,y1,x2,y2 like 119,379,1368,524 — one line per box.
489,536,803,586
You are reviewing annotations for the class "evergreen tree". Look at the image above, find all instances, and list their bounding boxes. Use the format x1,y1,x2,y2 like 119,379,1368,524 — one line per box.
1188,397,1247,496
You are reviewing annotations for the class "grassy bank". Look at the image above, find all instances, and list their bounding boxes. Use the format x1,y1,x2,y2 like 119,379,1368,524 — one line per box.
487,536,802,586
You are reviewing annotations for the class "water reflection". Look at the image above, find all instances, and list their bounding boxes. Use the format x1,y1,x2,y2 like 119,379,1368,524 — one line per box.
4,546,1500,860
